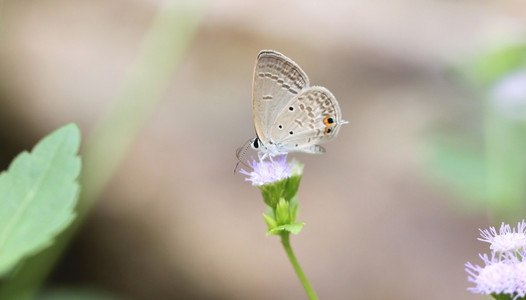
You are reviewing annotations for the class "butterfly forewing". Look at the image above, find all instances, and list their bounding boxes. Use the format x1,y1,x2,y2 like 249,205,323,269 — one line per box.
268,86,344,153
252,50,310,143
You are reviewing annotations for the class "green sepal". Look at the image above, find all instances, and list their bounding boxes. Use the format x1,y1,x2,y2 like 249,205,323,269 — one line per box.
265,205,275,219
290,195,299,222
259,181,286,208
284,160,303,202
263,213,277,232
275,198,291,225
491,293,518,300
267,222,305,235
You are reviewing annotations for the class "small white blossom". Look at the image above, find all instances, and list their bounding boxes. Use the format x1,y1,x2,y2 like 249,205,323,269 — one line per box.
466,254,517,297
478,220,526,253
467,221,526,299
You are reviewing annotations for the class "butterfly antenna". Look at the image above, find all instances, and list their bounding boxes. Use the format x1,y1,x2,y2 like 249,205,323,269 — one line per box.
233,138,253,174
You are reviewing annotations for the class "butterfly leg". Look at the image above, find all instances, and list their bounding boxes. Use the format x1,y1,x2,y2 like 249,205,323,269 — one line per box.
258,152,268,161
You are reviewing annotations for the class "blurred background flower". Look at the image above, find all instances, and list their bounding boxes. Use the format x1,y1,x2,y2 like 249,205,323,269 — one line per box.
491,70,526,120
1,0,526,299
466,221,526,299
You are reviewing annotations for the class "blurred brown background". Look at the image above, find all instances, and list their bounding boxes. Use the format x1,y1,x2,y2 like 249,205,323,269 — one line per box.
1,0,525,299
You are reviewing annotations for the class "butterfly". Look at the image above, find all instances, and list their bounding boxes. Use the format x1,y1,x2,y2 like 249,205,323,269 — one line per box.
246,50,347,160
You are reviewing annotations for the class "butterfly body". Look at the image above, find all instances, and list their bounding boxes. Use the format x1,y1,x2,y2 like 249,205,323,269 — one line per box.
250,50,347,158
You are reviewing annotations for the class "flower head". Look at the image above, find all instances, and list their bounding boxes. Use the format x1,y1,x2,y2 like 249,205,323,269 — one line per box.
478,220,526,253
467,221,526,299
466,252,526,299
240,155,293,186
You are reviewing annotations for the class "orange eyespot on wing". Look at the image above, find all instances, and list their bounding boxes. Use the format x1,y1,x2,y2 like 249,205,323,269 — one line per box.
323,116,335,126
323,116,335,136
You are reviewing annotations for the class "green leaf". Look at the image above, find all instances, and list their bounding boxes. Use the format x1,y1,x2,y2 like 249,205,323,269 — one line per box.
0,123,81,277
267,223,305,235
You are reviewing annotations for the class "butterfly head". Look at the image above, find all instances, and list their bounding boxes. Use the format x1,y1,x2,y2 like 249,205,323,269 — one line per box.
250,137,260,150
250,137,292,160
250,137,275,156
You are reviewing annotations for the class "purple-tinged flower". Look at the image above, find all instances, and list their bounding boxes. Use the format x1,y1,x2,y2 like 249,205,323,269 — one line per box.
478,220,526,253
466,252,526,299
240,155,293,186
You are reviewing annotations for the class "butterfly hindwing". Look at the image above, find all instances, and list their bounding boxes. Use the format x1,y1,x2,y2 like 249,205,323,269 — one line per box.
268,86,344,153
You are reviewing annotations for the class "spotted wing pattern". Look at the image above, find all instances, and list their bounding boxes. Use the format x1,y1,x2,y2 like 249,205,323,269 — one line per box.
268,86,344,154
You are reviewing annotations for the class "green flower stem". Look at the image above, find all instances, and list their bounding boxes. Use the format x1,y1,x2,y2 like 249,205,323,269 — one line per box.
280,232,318,300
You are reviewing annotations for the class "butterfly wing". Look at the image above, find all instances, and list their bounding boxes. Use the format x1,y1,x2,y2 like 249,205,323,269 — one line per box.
252,50,310,143
268,86,346,154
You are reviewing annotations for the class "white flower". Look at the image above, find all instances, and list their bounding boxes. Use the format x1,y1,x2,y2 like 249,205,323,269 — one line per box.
478,220,526,253
466,252,526,299
467,221,526,299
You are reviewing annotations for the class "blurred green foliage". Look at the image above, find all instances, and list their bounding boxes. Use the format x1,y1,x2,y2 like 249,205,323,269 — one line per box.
38,287,117,300
466,44,526,87
427,43,526,221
